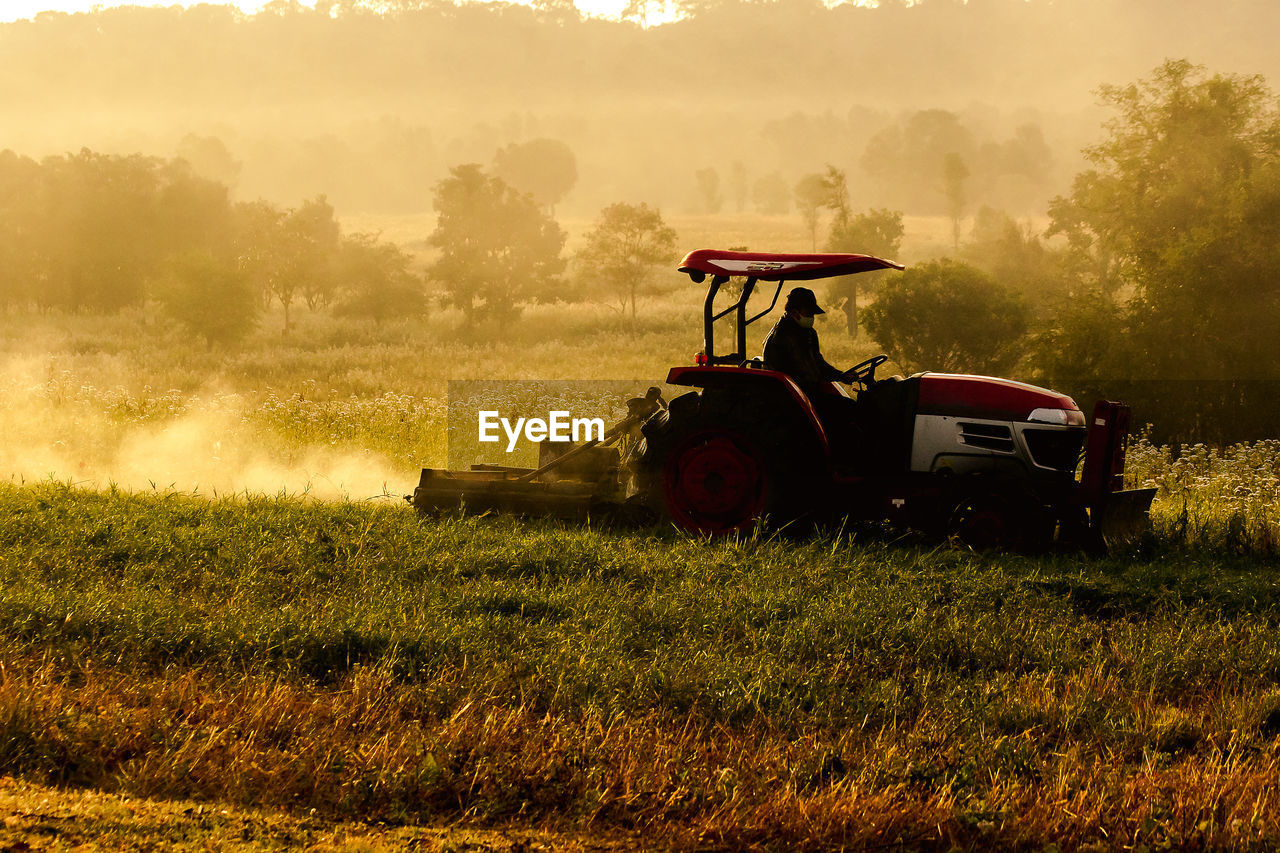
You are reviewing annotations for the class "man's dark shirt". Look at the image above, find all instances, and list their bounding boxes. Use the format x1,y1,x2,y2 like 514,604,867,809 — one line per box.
762,314,845,384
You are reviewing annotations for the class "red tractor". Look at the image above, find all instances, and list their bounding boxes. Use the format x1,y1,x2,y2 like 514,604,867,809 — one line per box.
628,249,1155,549
411,249,1154,550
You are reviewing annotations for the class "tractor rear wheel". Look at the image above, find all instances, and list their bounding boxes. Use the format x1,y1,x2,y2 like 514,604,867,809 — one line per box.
633,388,824,535
661,427,772,535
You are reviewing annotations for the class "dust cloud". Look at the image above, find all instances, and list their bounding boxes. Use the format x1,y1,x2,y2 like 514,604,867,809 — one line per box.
0,360,411,501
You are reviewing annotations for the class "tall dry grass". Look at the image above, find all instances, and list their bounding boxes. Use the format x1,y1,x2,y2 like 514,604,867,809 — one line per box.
4,648,1279,850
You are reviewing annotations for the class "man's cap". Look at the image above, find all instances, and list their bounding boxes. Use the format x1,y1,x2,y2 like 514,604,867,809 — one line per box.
785,286,825,315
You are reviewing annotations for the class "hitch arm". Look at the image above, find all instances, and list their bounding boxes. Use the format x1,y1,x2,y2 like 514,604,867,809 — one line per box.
515,388,665,483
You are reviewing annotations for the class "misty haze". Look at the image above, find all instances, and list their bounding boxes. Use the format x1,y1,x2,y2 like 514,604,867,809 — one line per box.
4,1,1280,850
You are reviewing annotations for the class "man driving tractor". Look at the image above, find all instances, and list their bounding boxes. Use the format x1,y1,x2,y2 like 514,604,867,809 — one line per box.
762,285,869,468
762,286,860,385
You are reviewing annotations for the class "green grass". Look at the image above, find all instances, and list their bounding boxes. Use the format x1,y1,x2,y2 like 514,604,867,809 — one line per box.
8,481,1278,708
3,482,1280,848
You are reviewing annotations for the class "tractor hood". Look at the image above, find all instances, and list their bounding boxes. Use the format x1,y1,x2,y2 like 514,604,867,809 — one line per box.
915,373,1080,422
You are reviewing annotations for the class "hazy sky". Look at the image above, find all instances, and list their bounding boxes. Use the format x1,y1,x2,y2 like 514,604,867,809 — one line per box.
0,0,641,23
0,1,262,21
0,1,270,21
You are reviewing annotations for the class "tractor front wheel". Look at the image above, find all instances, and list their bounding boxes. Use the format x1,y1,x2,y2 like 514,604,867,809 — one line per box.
947,489,1053,552
661,427,772,535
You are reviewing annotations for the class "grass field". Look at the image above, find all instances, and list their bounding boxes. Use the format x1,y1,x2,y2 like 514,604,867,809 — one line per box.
2,228,1280,849
3,483,1280,850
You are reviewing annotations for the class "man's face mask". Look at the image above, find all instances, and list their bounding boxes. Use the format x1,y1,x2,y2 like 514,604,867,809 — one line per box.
796,314,815,329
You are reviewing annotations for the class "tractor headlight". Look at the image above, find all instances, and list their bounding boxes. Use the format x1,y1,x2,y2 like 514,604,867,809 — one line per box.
1028,407,1086,427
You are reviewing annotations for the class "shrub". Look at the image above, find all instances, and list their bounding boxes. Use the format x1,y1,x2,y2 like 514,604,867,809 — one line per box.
863,258,1028,374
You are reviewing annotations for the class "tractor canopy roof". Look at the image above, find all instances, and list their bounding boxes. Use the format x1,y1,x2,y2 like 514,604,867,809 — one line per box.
678,250,904,282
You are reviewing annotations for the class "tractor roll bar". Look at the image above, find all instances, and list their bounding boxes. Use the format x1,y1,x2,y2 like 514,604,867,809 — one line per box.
680,249,905,367
702,276,783,365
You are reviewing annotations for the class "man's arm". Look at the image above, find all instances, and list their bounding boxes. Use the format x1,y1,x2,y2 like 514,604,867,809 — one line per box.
813,334,847,382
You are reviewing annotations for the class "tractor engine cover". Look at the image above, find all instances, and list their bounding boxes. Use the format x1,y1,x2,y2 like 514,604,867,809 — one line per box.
909,374,1086,477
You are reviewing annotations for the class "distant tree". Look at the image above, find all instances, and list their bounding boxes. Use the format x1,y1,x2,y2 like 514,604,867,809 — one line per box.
728,161,748,213
752,172,791,215
234,203,293,331
154,159,236,260
861,110,976,214
828,207,903,259
530,0,581,24
863,259,1028,374
258,0,314,15
694,167,723,214
826,207,904,338
158,250,259,349
232,200,289,312
995,124,1053,184
1045,59,1280,379
794,172,835,250
0,148,250,314
942,151,969,251
287,195,342,311
37,150,168,312
175,134,242,191
0,150,44,310
0,148,259,316
822,164,850,216
961,206,1070,315
577,201,678,320
429,164,566,327
333,232,425,324
620,0,665,27
231,195,341,331
492,138,578,214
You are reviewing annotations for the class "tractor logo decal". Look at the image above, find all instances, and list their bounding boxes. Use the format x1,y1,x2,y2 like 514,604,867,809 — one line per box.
712,259,823,274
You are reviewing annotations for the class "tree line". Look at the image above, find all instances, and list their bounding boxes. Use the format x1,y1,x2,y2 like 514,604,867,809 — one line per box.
0,149,422,345
0,146,677,343
5,58,1278,439
7,0,1278,116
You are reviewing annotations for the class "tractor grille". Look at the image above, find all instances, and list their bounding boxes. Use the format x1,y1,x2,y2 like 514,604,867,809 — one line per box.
1022,428,1086,472
958,422,1015,453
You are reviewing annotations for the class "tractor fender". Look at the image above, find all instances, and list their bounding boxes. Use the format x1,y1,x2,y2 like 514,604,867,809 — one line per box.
663,366,831,460
630,372,830,528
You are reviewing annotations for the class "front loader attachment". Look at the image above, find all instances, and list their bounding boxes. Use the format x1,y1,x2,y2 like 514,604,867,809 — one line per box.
1077,400,1156,549
1091,486,1157,549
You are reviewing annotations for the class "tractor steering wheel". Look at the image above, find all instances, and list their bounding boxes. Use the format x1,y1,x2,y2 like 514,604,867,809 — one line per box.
844,354,889,387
